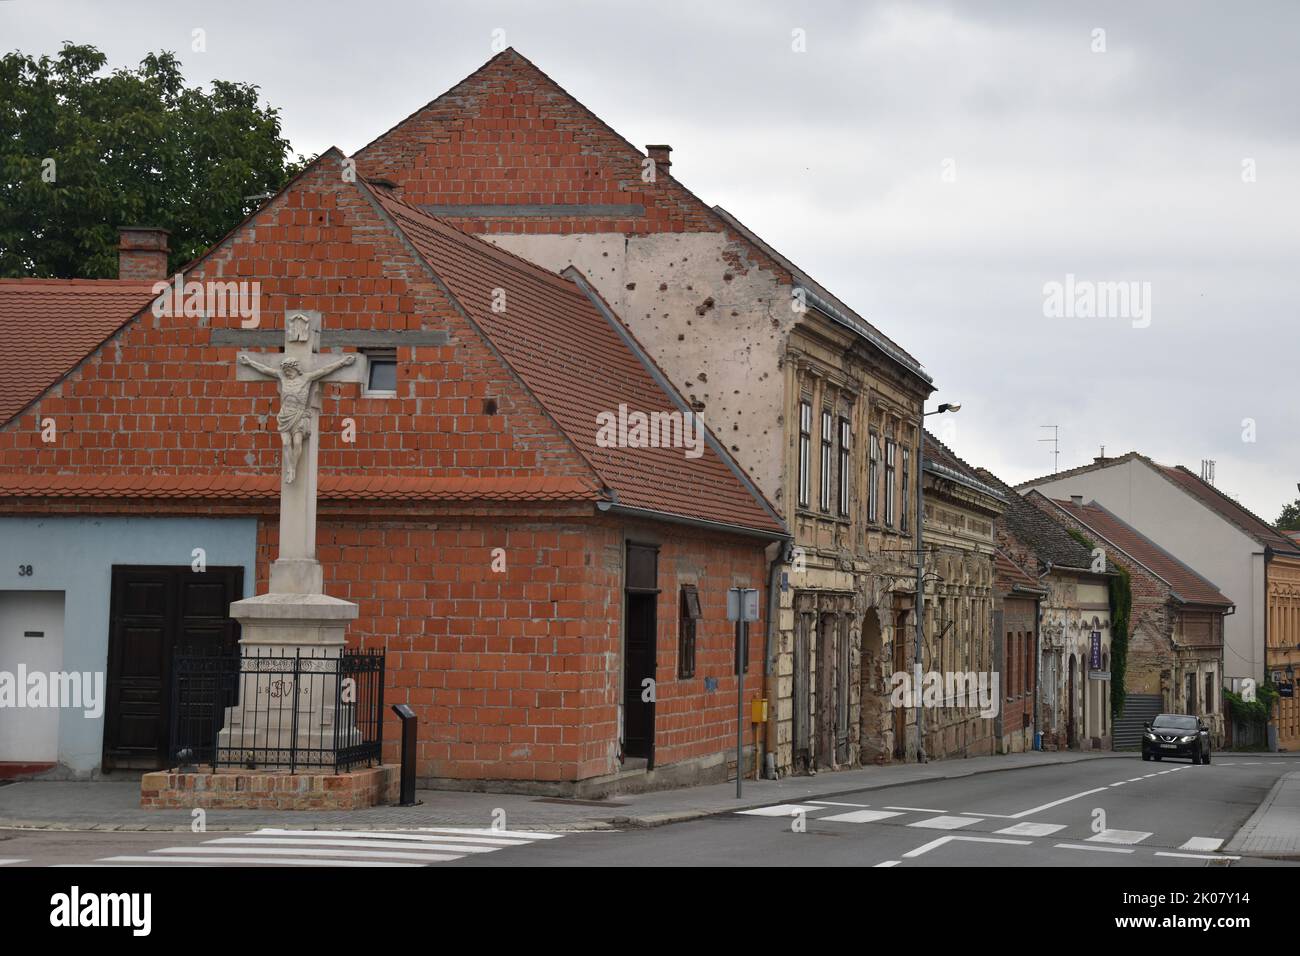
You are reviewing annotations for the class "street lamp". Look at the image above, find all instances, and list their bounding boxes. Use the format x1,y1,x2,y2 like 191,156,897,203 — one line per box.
914,402,961,763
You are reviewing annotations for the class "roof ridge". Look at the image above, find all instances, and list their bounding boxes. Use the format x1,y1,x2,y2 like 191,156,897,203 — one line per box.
1014,450,1147,490
0,279,157,288
1164,462,1297,552
713,203,925,375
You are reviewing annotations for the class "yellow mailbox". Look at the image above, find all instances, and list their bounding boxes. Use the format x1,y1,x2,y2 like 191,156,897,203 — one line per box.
751,697,768,724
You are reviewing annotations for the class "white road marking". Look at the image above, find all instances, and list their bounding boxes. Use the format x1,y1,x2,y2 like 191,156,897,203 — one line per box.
98,855,418,867
1088,829,1151,845
996,822,1067,837
1179,837,1224,852
1127,777,1145,782
1009,787,1108,819
1055,842,1134,854
1109,782,1127,787
415,827,563,840
737,804,822,817
153,845,462,863
818,809,903,824
0,859,28,866
903,835,1032,859
874,860,901,867
909,815,980,830
809,800,872,808
885,806,947,813
1156,851,1241,861
206,837,502,854
254,828,531,846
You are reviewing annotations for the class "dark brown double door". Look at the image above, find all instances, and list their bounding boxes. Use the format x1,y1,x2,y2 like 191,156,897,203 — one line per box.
103,566,242,770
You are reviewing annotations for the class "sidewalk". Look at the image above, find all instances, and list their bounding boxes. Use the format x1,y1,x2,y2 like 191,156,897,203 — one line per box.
0,750,1111,832
1226,770,1300,860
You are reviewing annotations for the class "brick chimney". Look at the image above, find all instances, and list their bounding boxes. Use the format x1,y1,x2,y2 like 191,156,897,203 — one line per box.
118,227,171,281
646,144,672,177
1071,495,1084,506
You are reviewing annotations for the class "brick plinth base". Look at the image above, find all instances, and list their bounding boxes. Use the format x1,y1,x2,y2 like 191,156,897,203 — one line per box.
140,765,399,810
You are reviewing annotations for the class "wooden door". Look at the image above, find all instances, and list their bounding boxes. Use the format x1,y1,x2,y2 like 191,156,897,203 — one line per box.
103,566,241,770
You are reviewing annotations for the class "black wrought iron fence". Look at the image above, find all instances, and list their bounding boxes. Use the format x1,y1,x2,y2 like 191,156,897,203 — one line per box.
170,647,385,773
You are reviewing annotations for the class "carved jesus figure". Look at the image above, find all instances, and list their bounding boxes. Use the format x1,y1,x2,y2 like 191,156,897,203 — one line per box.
239,353,356,483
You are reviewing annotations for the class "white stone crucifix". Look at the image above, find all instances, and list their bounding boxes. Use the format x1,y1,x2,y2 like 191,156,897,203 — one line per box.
235,309,367,595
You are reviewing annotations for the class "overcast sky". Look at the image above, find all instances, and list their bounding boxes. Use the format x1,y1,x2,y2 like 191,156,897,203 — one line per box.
6,0,1297,520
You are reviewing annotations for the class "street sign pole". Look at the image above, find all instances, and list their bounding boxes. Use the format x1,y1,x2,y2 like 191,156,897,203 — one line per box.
728,587,758,799
736,619,744,799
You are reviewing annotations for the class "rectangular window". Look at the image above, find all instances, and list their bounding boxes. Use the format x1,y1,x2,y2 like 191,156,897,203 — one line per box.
838,417,851,516
820,409,833,512
900,447,910,532
867,432,880,524
362,348,397,395
798,400,812,508
884,439,897,527
679,585,700,679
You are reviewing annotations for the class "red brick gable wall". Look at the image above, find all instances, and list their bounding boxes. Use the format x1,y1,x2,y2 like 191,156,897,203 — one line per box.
0,157,595,486
354,50,725,238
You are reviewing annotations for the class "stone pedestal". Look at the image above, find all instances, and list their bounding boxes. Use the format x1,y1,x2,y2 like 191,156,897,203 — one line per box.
215,582,360,767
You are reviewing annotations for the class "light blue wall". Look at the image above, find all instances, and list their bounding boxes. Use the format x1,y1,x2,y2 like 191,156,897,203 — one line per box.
0,516,257,776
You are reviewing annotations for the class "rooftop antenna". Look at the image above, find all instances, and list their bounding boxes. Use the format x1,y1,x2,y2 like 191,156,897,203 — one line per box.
1039,425,1060,473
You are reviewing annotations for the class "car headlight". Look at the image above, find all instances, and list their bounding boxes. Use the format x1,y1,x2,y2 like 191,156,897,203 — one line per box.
1179,735,1195,743
1144,732,1156,740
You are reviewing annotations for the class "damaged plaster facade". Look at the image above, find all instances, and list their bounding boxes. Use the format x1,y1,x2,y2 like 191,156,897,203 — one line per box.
912,436,1004,759
354,48,941,777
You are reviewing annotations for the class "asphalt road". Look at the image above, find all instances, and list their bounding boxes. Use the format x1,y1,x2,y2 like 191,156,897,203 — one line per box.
0,754,1293,867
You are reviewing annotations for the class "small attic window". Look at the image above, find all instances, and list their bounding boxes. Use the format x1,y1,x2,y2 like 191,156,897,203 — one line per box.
363,348,397,395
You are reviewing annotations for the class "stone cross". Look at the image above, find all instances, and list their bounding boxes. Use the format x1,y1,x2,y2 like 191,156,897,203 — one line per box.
235,309,367,595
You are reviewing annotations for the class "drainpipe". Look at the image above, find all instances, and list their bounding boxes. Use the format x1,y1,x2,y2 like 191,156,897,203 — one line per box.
914,428,927,763
763,540,786,779
1032,593,1042,750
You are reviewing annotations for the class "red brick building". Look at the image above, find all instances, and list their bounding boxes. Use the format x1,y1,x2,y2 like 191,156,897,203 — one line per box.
0,151,786,792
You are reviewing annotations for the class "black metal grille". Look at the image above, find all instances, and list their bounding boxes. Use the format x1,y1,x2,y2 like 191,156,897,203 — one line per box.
170,647,385,774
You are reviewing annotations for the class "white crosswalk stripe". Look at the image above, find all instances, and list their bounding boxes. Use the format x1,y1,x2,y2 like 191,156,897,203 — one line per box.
1179,836,1224,852
995,822,1066,837
93,827,563,867
818,809,903,824
909,815,980,830
737,804,822,817
1087,829,1152,845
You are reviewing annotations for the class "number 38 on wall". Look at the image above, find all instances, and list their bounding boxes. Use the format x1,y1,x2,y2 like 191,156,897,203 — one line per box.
17,565,33,576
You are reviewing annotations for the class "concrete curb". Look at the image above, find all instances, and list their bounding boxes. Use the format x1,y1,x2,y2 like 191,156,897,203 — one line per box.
0,752,1112,833
1224,771,1300,860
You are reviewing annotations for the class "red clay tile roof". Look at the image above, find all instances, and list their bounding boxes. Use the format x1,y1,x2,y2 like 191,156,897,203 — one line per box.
0,473,600,502
369,188,785,536
994,550,1045,595
1154,464,1299,555
1049,497,1233,607
0,279,157,423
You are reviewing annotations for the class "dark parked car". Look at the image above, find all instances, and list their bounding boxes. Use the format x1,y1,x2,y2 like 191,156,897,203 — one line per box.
1142,713,1211,764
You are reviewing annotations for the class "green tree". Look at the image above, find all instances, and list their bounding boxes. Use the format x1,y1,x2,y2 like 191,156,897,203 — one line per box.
0,43,307,278
1277,499,1300,532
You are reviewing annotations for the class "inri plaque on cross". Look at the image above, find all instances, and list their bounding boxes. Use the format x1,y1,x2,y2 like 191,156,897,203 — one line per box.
235,309,367,595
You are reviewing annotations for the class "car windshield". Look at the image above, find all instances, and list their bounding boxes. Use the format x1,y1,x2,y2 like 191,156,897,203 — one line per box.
1152,716,1198,731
